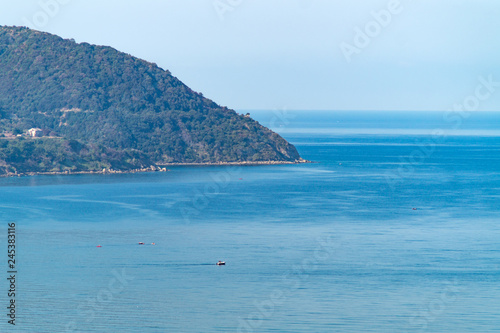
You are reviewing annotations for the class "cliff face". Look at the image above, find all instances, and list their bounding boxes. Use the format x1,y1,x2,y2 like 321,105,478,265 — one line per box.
0,26,301,175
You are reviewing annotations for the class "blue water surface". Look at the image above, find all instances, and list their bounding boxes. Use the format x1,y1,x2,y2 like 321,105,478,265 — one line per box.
0,111,499,332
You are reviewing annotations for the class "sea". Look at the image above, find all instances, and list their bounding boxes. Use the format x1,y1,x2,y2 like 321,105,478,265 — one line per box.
0,111,499,332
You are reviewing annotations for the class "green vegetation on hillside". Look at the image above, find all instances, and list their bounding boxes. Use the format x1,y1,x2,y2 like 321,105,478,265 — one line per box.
0,137,151,175
0,26,301,175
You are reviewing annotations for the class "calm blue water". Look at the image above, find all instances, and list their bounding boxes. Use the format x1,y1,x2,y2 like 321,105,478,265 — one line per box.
1,111,499,332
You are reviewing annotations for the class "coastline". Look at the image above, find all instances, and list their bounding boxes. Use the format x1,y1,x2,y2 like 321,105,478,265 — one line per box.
0,166,168,178
0,159,311,178
157,158,311,167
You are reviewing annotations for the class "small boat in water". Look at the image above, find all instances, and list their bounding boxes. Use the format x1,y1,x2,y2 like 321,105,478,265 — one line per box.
216,261,226,266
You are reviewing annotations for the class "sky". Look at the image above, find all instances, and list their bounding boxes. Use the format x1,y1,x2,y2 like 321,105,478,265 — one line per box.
1,0,500,111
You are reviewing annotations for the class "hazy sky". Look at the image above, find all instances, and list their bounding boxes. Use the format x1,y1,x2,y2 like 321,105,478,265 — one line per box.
2,0,500,111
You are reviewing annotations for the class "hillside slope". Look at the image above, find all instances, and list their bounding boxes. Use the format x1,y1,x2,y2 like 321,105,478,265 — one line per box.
0,26,302,175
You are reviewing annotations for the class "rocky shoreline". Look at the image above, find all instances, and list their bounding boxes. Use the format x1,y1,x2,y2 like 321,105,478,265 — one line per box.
0,166,168,178
157,158,310,167
0,159,311,178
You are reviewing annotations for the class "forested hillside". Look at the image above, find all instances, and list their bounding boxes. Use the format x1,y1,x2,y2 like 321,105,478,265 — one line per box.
0,26,302,175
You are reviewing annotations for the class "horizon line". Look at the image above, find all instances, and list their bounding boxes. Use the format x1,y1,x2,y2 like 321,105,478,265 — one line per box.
236,109,500,112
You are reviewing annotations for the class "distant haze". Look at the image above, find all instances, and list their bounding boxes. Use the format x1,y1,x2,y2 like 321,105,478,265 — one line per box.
2,0,500,111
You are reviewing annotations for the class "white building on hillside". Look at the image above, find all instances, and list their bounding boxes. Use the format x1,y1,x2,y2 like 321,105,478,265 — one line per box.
28,128,43,137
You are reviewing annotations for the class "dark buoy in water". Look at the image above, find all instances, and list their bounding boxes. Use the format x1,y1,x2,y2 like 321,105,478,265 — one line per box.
412,208,418,210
